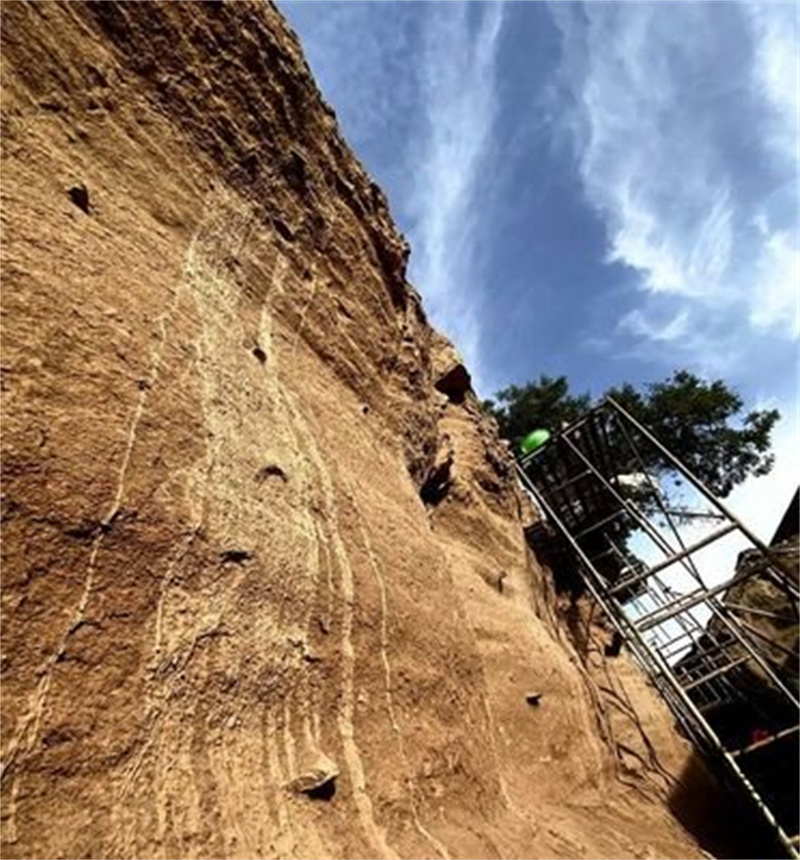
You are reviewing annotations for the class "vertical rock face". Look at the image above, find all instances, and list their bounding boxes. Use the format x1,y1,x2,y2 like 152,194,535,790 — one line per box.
1,4,703,858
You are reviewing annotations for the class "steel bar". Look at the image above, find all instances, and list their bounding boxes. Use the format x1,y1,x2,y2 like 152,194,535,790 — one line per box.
608,523,738,595
669,635,736,666
681,656,751,691
636,578,741,632
559,434,710,590
731,724,800,758
661,507,726,522
606,396,800,598
547,468,594,496
655,627,695,653
574,508,628,540
724,602,798,624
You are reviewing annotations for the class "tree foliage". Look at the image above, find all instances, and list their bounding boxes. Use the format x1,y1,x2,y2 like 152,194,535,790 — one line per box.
484,370,779,498
482,375,591,447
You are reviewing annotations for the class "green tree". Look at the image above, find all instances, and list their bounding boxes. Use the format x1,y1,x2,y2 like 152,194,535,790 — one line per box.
485,370,779,498
482,375,590,446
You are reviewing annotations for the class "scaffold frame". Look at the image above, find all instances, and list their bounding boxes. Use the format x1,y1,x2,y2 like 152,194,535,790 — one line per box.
516,397,800,858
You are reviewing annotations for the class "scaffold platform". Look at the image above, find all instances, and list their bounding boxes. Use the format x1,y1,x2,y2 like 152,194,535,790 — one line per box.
516,398,800,858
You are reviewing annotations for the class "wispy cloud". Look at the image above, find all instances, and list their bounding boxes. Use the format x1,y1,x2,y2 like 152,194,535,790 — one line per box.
746,2,800,168
550,2,800,363
279,2,506,392
618,308,689,343
407,3,506,388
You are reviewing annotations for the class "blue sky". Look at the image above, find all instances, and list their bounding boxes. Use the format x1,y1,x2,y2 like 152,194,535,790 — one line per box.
279,1,799,537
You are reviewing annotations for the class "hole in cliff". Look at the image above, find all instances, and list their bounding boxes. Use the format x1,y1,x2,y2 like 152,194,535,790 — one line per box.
220,549,254,564
304,780,336,801
434,364,471,405
252,345,267,364
255,464,288,484
524,521,584,597
273,218,295,242
68,183,90,214
420,460,452,507
65,520,102,541
282,151,308,193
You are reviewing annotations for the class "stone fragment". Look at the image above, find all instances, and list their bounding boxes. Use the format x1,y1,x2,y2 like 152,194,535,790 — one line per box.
288,754,339,797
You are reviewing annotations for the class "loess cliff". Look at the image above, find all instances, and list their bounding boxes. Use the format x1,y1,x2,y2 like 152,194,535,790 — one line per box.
1,3,708,858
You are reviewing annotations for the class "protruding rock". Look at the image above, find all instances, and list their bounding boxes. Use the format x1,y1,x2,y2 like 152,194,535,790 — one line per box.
432,334,472,404
288,754,339,797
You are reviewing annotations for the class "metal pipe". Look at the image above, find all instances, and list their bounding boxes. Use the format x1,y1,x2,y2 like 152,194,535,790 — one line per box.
731,724,800,758
636,577,753,631
681,655,751,691
559,434,709,590
724,602,798,624
574,508,628,540
557,425,797,702
547,468,594,496
608,523,737,594
605,396,799,597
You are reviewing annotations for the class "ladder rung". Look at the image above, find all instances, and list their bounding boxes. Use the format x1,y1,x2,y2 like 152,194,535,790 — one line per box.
548,469,594,496
697,698,735,715
636,572,743,633
730,724,800,758
681,655,751,691
609,522,738,595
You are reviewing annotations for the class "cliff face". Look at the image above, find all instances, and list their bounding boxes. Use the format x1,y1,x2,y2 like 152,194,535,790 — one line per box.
1,4,704,858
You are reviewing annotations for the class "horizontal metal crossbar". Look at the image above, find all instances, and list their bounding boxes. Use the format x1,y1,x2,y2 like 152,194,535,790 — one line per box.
681,655,751,691
518,400,800,856
731,724,800,758
608,522,738,595
635,577,739,632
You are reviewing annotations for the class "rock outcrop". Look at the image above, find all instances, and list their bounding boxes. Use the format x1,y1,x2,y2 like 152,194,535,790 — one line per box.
1,3,705,858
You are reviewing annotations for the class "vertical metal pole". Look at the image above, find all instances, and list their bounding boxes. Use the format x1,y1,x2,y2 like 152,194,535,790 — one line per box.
516,462,799,858
605,396,799,598
555,430,798,699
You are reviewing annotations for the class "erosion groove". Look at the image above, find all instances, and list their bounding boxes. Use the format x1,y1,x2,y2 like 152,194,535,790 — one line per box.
1,2,709,858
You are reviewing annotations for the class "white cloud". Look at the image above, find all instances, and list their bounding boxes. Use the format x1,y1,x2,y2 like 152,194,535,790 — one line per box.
749,224,800,337
745,2,800,168
279,1,506,394
551,2,800,361
725,393,799,543
407,3,506,390
618,308,689,343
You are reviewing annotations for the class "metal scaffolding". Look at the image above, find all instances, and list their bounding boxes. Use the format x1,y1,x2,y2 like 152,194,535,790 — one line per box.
516,397,800,858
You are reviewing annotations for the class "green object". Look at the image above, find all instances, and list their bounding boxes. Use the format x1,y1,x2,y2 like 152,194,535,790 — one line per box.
520,428,550,454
